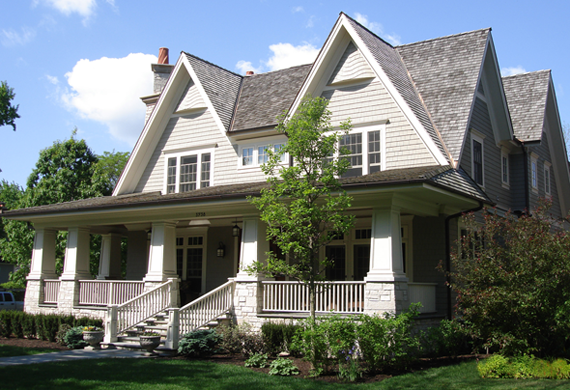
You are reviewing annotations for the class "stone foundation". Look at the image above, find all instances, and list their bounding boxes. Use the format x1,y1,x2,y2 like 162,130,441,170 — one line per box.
363,281,409,315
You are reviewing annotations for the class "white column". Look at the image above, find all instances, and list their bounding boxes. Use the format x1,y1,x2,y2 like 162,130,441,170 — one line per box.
366,207,407,282
235,218,269,281
144,221,178,282
126,231,149,280
97,233,122,280
27,228,58,280
60,227,92,280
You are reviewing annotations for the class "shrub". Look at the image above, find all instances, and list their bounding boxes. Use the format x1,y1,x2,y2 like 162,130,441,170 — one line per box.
56,324,72,345
216,323,265,357
178,329,220,357
291,317,330,374
478,355,570,379
261,322,301,356
10,311,24,338
63,326,87,349
245,352,268,368
420,319,472,358
268,357,299,376
39,314,61,342
22,313,36,339
0,311,14,337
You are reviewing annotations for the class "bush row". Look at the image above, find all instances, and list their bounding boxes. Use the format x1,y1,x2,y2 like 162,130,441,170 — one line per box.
478,354,570,379
0,311,103,342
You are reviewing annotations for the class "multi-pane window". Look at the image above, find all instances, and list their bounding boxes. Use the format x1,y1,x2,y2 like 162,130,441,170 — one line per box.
545,163,551,195
472,139,483,186
164,150,212,193
368,131,381,173
176,236,204,295
258,146,270,165
501,151,509,185
239,140,288,168
340,133,363,177
531,156,538,190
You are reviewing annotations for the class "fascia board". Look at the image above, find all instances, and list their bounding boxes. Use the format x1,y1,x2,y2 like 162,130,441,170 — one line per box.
114,56,189,195
342,17,448,166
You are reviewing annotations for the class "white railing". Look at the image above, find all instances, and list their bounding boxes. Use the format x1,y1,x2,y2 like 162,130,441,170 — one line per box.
408,283,437,313
116,280,173,333
179,280,235,334
262,281,365,314
43,280,60,304
79,280,145,306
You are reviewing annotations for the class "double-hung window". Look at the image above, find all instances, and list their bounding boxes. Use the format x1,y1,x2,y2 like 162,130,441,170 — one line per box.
530,153,538,193
238,137,288,168
501,149,509,188
164,149,213,194
471,132,484,187
334,125,385,177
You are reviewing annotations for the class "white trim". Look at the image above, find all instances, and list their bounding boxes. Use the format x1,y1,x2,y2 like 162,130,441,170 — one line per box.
163,148,215,194
236,135,288,170
471,132,485,188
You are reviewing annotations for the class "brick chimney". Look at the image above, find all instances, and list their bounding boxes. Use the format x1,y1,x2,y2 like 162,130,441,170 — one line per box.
151,47,174,94
158,47,169,65
246,71,254,76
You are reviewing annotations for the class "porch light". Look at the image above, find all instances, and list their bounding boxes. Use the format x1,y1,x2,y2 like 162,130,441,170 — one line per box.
232,223,240,237
217,242,225,258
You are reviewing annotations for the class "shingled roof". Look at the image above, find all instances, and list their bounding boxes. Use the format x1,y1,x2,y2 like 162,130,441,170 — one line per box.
3,165,489,218
184,53,242,131
502,70,550,142
343,14,450,164
396,28,490,161
230,64,311,131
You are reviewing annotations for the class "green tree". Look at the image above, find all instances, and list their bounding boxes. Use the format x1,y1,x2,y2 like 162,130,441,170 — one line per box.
0,81,20,131
445,202,570,356
0,133,130,288
248,96,355,321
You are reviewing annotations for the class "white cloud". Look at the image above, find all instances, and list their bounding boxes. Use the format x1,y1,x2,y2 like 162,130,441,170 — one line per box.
306,15,315,28
1,27,36,47
36,0,97,17
46,75,59,85
61,53,157,145
354,12,402,46
265,43,319,71
501,66,527,77
292,6,304,13
235,60,262,75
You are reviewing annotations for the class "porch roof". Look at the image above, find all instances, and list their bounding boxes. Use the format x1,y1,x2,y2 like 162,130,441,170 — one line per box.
1,165,491,220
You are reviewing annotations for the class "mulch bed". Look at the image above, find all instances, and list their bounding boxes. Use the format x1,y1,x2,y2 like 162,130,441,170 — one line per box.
0,336,482,384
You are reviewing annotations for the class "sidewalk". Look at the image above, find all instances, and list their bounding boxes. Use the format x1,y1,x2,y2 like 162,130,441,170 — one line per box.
0,348,149,366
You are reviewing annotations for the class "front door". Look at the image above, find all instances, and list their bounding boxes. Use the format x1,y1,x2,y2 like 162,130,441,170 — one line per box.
176,236,205,305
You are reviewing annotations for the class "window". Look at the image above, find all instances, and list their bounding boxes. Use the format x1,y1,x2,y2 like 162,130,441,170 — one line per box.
531,154,538,192
368,130,381,173
164,149,213,194
471,132,484,186
238,138,288,168
501,149,509,187
340,133,363,177
329,125,385,177
544,161,552,196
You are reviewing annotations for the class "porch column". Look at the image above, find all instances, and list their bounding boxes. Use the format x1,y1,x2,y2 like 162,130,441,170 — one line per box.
97,233,122,280
59,227,92,312
25,228,58,312
144,221,178,283
234,217,269,329
364,207,408,315
126,231,149,280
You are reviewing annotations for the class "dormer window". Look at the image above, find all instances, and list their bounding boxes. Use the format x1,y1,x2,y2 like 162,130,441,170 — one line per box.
471,131,485,187
544,161,552,196
164,149,213,194
531,153,539,193
238,137,288,169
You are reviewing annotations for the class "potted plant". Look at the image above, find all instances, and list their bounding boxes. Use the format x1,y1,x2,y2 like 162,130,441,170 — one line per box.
82,326,104,350
139,331,161,355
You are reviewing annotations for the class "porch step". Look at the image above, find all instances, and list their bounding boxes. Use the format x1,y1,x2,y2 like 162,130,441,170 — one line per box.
104,342,176,356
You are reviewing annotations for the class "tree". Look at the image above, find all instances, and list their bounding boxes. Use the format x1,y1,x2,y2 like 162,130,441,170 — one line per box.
248,96,355,321
0,132,130,288
0,81,20,131
444,202,570,356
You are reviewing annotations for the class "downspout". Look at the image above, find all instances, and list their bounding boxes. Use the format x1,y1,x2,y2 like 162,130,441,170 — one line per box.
444,201,484,319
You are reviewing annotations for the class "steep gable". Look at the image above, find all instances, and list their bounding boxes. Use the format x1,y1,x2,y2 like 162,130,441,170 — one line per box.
174,80,207,113
327,41,375,85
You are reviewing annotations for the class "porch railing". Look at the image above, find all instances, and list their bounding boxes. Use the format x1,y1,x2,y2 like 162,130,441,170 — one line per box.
43,280,60,304
115,280,173,333
179,280,235,334
78,280,145,306
408,283,437,313
262,281,365,314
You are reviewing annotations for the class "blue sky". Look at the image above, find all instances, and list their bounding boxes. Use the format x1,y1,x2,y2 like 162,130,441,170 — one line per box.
2,0,569,187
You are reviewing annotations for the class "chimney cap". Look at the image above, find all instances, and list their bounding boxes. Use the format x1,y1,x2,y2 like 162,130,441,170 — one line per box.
158,47,169,65
246,71,254,76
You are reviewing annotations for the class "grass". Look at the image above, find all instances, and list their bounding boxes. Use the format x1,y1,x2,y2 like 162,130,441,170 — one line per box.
0,344,60,358
1,358,570,389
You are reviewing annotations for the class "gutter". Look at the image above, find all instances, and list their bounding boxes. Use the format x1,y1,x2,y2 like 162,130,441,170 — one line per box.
444,200,484,320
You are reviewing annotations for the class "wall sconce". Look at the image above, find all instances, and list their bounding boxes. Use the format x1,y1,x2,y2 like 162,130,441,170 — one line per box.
217,242,225,258
232,222,240,237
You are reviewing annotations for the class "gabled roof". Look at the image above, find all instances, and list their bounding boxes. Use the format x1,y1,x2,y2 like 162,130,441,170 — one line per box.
184,53,242,131
231,64,311,132
502,70,550,142
397,28,490,161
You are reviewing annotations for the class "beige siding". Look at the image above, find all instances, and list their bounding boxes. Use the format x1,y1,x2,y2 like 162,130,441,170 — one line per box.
175,80,206,112
322,80,437,169
328,42,375,85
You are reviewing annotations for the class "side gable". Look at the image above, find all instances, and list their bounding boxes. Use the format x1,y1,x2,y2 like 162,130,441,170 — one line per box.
114,54,242,195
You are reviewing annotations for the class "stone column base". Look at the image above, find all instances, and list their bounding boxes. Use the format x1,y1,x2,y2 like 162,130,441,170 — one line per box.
232,281,263,330
363,281,409,316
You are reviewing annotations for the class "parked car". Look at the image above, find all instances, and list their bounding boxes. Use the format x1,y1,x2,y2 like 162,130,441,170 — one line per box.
0,291,24,310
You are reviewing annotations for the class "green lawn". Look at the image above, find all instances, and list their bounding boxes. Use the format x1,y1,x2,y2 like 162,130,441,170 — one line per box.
1,358,570,389
0,344,60,358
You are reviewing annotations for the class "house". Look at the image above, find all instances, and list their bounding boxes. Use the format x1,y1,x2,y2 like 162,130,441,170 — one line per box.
1,12,568,348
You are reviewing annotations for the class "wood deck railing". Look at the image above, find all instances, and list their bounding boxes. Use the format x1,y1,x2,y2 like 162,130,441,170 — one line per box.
78,280,145,306
262,281,365,314
43,280,60,304
178,280,235,334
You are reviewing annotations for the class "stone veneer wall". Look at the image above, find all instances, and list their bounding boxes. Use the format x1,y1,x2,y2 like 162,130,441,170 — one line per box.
363,282,409,315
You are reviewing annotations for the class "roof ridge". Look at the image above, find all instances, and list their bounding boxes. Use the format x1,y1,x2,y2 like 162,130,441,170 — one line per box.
340,11,395,48
247,63,313,77
502,69,551,79
396,27,491,47
182,51,243,78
